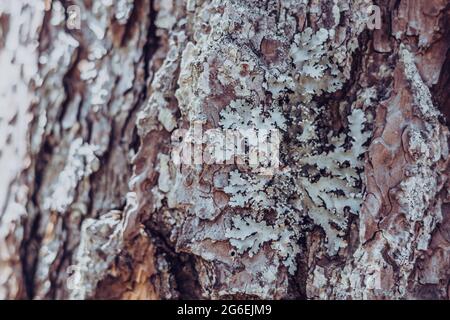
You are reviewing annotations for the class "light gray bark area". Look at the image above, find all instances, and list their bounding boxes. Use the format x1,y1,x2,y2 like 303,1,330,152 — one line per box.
0,0,449,300
0,0,154,299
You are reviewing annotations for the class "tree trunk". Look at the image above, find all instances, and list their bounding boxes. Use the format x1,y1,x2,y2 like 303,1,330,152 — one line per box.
0,0,449,300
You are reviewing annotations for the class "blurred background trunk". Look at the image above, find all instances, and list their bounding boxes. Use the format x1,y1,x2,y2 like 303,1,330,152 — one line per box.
0,0,449,300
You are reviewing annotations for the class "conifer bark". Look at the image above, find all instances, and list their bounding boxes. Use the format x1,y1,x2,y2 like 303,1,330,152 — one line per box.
0,0,449,300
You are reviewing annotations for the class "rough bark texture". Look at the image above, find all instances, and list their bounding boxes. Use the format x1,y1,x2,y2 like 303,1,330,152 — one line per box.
0,0,449,300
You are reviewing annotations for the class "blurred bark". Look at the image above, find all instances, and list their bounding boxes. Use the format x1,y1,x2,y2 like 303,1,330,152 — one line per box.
0,0,449,300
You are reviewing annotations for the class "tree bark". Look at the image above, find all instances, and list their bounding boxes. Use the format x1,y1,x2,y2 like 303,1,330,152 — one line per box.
0,0,449,300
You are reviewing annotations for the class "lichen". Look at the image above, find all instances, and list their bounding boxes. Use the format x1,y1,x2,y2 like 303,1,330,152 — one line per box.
44,138,100,213
165,0,375,297
225,216,278,257
289,27,345,101
293,107,372,254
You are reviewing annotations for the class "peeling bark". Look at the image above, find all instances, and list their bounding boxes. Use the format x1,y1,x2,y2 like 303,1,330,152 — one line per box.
0,0,449,300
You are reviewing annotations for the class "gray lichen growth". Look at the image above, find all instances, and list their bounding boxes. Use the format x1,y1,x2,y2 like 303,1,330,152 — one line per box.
44,138,100,213
295,107,372,254
158,0,374,297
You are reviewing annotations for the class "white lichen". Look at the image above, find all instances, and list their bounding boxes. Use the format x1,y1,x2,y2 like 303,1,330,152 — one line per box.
45,138,100,213
297,108,372,254
225,216,278,257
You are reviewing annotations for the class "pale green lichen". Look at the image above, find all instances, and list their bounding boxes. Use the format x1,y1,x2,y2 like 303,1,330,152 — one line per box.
296,107,372,254
163,0,375,297
44,138,100,213
225,216,278,257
